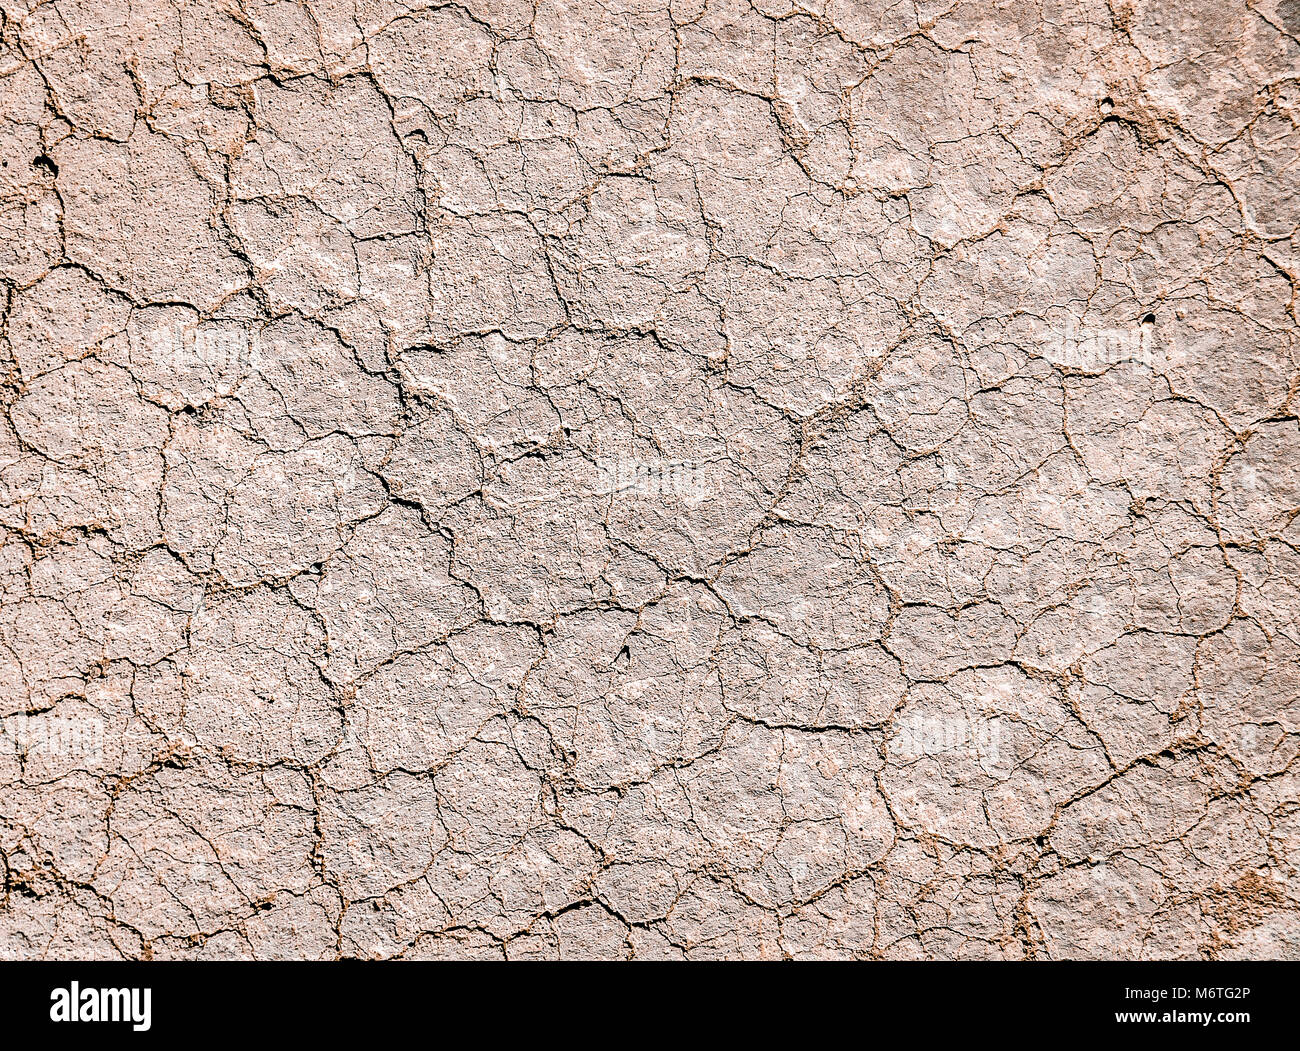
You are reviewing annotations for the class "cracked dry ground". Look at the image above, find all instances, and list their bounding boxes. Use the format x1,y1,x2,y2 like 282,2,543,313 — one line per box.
0,0,1298,962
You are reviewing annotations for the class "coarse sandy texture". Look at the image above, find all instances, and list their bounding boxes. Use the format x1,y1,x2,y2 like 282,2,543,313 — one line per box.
0,0,1297,960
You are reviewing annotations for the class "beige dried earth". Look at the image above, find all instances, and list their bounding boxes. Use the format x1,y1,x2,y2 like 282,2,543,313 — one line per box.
0,0,1297,960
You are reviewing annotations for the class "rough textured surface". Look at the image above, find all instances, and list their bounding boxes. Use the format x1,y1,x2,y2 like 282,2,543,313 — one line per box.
0,0,1297,960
